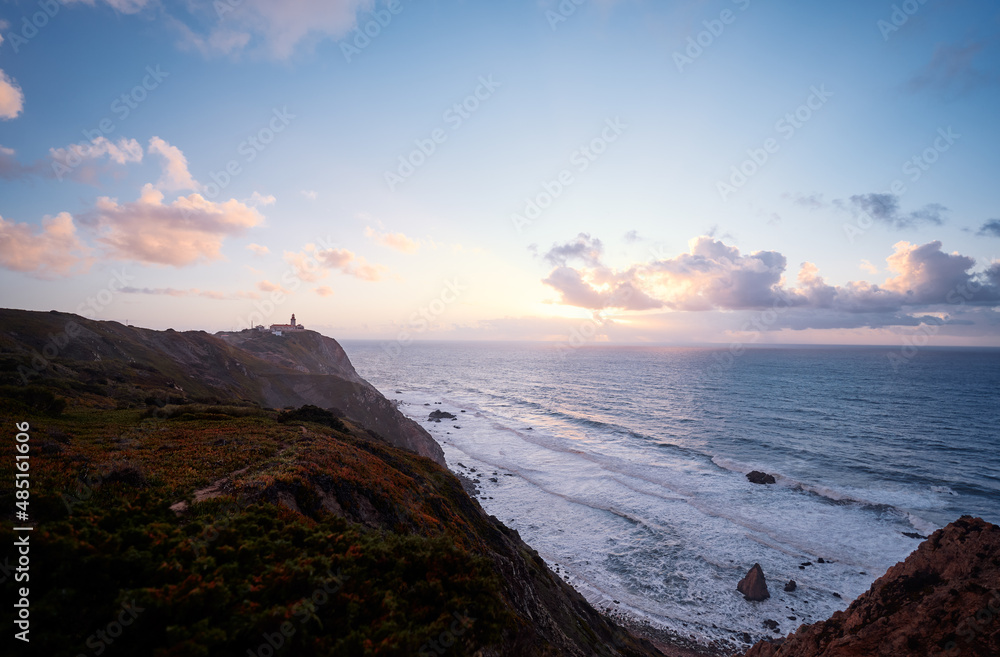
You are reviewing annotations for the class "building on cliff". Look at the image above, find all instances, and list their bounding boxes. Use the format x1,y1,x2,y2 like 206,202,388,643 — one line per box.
269,313,305,336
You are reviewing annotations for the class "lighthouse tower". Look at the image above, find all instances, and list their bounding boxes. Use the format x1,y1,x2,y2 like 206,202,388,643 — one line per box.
291,313,296,326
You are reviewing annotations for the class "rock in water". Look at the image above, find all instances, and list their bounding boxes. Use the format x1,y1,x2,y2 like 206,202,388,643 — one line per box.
743,516,1000,656
784,580,797,592
747,471,777,485
738,563,771,601
428,410,457,421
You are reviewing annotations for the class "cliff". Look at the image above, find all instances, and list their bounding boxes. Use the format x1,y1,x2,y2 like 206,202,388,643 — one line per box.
0,308,443,464
0,308,664,656
743,516,1000,657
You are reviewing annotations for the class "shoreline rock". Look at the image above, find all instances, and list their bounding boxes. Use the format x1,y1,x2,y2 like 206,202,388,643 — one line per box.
738,563,771,602
746,471,777,485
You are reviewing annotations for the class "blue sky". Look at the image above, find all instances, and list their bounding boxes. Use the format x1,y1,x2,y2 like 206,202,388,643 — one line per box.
1,0,999,346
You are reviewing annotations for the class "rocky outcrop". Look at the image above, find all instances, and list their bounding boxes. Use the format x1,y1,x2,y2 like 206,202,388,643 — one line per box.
743,516,1000,657
738,563,771,601
0,309,444,465
747,471,776,485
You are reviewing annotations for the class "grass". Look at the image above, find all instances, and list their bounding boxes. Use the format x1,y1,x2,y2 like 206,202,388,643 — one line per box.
0,398,509,656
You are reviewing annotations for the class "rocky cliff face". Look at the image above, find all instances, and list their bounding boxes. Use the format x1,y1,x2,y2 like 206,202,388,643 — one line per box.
218,329,444,464
0,309,443,464
743,516,1000,657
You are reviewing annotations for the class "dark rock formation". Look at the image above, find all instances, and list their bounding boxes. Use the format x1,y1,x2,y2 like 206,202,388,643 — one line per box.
784,580,797,592
747,471,777,485
738,563,771,601
428,409,457,421
743,516,1000,657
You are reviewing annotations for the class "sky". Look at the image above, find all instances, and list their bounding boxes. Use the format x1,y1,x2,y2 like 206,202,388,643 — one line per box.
1,0,999,347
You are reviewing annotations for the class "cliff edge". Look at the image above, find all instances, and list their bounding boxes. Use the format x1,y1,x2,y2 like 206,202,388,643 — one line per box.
743,516,1000,657
0,309,443,464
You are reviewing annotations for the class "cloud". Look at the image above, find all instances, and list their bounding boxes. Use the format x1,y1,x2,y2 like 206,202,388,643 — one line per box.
0,146,41,180
909,40,995,97
121,286,260,300
86,184,263,266
48,136,144,183
976,219,1000,238
364,226,419,253
246,243,270,256
540,235,1000,329
63,0,153,14
257,279,290,294
2,137,143,183
0,213,91,278
840,193,947,229
785,192,827,209
147,137,198,191
860,259,879,275
882,241,989,304
624,230,641,243
316,247,386,281
284,245,386,282
645,237,789,311
0,69,25,120
301,190,318,200
176,0,374,59
543,233,604,267
178,26,253,56
247,192,276,206
315,286,334,297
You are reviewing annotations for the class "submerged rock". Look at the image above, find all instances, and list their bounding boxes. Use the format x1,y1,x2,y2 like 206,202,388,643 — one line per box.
747,471,777,485
428,410,457,421
784,580,797,592
738,563,771,601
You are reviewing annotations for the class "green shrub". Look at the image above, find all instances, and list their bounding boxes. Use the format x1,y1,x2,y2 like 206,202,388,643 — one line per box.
277,405,347,433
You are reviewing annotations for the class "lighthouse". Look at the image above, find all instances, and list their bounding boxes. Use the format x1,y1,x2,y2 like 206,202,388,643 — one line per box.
269,314,305,334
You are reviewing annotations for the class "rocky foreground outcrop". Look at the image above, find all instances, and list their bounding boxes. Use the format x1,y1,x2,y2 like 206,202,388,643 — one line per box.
743,516,1000,657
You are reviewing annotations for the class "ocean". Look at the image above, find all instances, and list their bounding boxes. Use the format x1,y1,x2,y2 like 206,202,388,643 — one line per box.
340,341,1000,647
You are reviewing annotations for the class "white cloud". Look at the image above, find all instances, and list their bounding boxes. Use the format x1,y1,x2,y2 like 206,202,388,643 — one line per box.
0,212,92,278
257,279,290,294
0,70,25,120
88,184,263,266
301,189,318,200
62,0,153,14
48,136,144,183
193,0,375,58
284,245,386,282
147,137,198,191
247,192,276,206
246,243,270,257
364,226,419,253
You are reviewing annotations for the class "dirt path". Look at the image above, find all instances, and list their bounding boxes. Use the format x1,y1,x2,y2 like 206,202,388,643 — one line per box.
169,466,251,514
